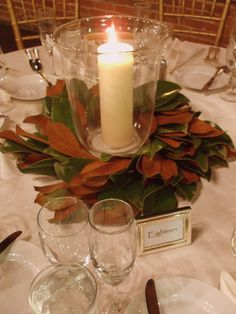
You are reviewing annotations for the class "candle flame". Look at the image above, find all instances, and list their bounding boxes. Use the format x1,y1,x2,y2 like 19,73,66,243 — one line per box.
106,24,117,43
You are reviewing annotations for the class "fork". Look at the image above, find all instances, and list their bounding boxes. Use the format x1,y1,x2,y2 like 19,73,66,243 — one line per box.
25,48,53,87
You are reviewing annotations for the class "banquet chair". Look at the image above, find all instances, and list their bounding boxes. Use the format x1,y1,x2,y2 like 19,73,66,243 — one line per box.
159,0,230,46
6,0,80,50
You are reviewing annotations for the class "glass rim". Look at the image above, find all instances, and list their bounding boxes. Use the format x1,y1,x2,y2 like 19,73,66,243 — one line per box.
29,263,98,313
88,198,135,235
53,14,169,54
37,196,88,237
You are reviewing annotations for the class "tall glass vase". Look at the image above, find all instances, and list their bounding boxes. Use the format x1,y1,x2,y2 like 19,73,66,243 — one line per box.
53,16,168,157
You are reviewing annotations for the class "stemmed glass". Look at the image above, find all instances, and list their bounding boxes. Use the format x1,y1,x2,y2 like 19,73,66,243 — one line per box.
221,23,236,102
231,224,236,258
88,198,137,313
37,7,57,75
0,48,14,113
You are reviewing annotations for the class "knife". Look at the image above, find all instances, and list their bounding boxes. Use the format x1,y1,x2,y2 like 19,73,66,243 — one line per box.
145,279,160,314
0,230,22,254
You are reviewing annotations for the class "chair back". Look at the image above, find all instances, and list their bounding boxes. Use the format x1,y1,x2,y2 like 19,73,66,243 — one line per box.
159,0,230,46
7,0,80,50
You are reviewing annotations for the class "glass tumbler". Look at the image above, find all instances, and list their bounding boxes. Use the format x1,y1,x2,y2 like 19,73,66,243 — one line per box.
37,197,90,266
29,264,97,314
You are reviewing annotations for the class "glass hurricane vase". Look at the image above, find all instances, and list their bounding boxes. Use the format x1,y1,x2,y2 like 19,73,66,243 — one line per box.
53,15,168,157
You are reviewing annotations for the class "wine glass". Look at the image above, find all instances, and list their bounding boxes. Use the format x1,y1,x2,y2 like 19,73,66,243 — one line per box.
88,198,137,313
37,7,57,75
0,49,14,113
37,196,90,266
221,25,236,102
231,224,236,257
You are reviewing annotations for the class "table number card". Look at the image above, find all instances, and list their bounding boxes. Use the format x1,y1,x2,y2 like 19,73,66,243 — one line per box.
136,206,191,255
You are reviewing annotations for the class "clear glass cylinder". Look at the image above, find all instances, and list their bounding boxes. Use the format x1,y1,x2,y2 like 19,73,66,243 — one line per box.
53,16,168,156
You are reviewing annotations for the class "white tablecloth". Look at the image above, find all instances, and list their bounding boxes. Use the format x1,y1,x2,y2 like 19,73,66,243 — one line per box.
0,43,236,309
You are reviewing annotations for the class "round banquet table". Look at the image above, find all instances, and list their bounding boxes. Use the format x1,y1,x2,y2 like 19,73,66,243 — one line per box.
0,43,236,312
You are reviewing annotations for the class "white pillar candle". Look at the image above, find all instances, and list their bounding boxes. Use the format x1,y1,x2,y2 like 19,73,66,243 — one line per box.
97,26,134,149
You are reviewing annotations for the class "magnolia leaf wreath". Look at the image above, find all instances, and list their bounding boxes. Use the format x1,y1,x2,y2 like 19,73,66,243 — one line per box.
0,79,235,220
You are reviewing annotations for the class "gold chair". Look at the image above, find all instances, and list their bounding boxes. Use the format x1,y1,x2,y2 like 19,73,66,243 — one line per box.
159,0,230,46
7,0,80,50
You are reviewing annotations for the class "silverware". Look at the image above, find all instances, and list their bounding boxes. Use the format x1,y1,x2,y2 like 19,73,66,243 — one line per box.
204,46,220,67
0,230,22,254
169,48,205,74
202,65,230,91
25,48,53,87
145,279,160,314
159,57,167,80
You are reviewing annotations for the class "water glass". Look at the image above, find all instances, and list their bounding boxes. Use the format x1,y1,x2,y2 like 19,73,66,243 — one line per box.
231,225,236,257
37,7,57,74
37,197,90,266
221,21,236,102
29,264,97,314
88,198,137,313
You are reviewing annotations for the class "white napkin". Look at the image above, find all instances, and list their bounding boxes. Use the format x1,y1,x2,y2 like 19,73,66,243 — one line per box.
167,39,207,74
220,270,236,306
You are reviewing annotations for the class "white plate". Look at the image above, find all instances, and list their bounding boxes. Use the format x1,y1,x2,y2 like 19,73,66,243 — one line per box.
0,240,49,314
1,74,48,100
172,64,229,91
125,276,236,314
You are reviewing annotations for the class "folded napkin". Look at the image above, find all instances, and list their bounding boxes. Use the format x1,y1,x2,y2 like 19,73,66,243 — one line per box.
220,270,236,306
166,39,207,74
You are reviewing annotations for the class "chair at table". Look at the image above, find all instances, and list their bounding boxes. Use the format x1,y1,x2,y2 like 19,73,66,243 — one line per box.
6,0,80,50
159,0,230,46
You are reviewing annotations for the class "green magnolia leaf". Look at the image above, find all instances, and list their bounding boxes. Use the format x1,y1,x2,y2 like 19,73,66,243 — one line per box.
51,96,76,135
123,178,146,208
17,158,56,176
175,182,197,201
43,147,68,162
194,150,209,172
136,139,167,158
155,80,182,107
158,123,188,134
209,156,228,167
110,171,141,188
97,183,128,202
143,186,177,215
156,93,189,112
205,145,227,160
55,157,92,182
1,140,34,154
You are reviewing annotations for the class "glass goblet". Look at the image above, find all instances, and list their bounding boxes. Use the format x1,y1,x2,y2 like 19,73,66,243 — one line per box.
88,198,137,313
37,196,90,266
231,225,236,257
220,31,236,102
37,7,57,75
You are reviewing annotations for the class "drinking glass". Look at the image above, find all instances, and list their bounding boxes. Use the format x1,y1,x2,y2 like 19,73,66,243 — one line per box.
221,25,236,102
88,198,137,313
37,7,57,75
37,196,90,266
29,264,98,314
0,50,14,112
231,225,236,257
